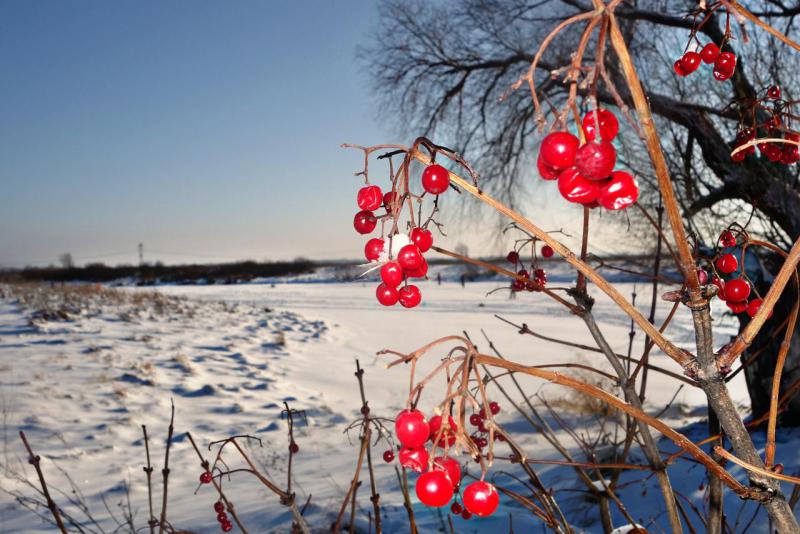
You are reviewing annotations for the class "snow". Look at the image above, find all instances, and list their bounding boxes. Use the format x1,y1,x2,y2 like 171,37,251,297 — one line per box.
0,272,796,533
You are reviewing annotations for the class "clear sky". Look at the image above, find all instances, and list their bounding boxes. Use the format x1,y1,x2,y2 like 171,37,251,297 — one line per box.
0,0,393,267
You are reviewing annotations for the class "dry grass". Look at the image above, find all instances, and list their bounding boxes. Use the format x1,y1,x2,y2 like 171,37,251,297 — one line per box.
1,282,192,322
547,370,622,420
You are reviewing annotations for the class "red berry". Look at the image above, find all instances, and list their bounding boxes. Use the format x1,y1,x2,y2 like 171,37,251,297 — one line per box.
365,238,384,262
680,51,702,74
383,450,395,463
462,480,499,517
217,512,228,522
376,283,399,306
395,409,430,448
700,42,720,63
354,210,377,234
398,285,422,308
428,415,457,447
575,141,617,180
451,502,462,515
200,472,213,484
221,522,233,532
763,143,783,162
713,52,736,81
725,278,751,302
716,253,738,274
727,300,748,314
712,277,726,296
558,168,600,204
782,145,800,165
537,155,559,180
747,299,763,318
712,277,726,301
434,456,462,488
598,171,639,210
582,109,619,142
406,256,428,279
289,442,299,454
506,251,520,264
489,402,501,415
383,191,399,211
461,509,472,520
415,470,454,507
421,164,450,195
381,261,404,287
410,227,434,253
214,501,225,514
534,268,546,286
357,185,383,211
720,231,736,248
767,85,781,100
397,244,424,271
540,132,580,169
398,446,429,473
469,414,482,426
696,268,709,285
541,245,554,258
673,58,688,77
766,115,781,131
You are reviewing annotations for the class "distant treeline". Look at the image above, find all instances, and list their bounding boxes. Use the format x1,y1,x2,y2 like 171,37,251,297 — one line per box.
0,259,316,285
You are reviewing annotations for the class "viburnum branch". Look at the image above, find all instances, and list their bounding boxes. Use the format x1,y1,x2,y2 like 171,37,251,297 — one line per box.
607,12,699,293
493,314,697,386
743,240,800,468
186,432,249,534
718,235,800,368
431,245,582,313
714,446,800,484
141,425,156,534
410,149,695,371
725,0,800,52
18,431,68,534
156,400,175,534
469,353,756,498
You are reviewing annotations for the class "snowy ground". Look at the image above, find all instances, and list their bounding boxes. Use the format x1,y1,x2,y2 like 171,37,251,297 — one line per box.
0,268,797,533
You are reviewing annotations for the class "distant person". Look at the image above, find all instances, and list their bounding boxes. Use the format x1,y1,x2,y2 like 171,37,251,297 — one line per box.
437,272,441,286
460,274,465,288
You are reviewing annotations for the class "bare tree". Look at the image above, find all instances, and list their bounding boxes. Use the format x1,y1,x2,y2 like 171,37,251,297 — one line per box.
361,0,800,419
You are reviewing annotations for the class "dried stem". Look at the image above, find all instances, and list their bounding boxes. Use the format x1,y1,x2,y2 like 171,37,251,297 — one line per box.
18,431,67,534
141,425,156,534
156,400,175,534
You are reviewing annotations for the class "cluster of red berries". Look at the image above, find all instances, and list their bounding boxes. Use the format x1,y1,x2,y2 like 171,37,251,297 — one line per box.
674,43,736,81
385,408,500,517
199,471,233,530
706,231,766,317
467,402,506,454
507,247,551,292
731,86,799,165
353,164,450,308
212,501,233,532
537,110,639,210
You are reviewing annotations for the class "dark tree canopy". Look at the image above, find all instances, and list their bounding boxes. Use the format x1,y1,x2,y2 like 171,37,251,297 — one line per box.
362,0,800,248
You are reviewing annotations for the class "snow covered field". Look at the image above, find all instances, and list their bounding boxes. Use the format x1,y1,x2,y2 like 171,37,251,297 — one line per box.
0,270,796,533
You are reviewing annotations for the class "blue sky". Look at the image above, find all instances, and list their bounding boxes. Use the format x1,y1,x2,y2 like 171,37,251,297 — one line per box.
0,0,392,267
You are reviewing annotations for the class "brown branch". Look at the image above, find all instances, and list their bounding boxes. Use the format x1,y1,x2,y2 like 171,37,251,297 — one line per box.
18,431,67,534
157,400,175,534
141,425,156,534
411,149,695,370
